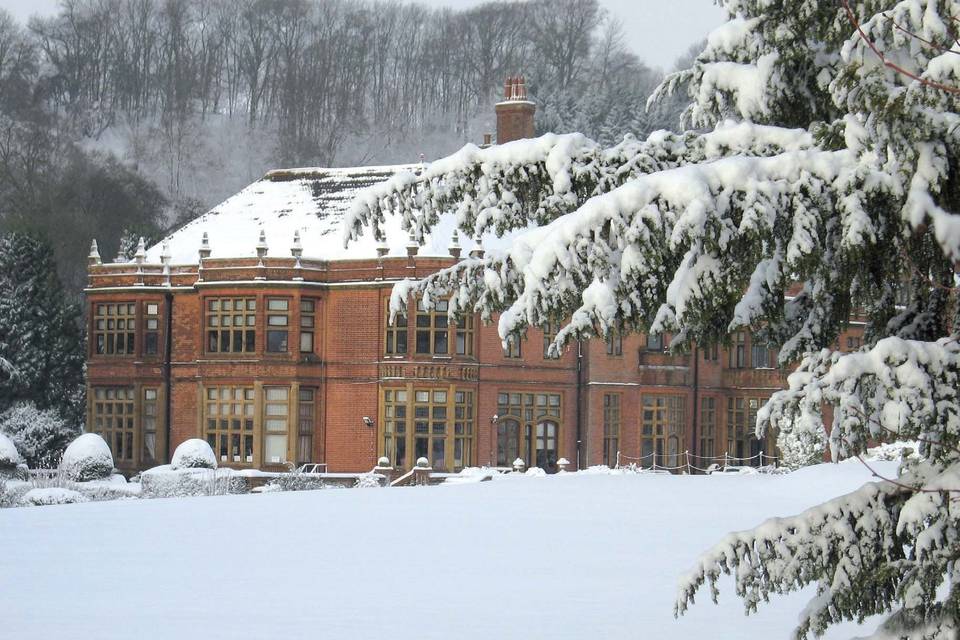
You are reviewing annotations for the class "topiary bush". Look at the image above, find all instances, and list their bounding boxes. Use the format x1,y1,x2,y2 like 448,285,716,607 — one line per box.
170,439,217,470
60,433,114,482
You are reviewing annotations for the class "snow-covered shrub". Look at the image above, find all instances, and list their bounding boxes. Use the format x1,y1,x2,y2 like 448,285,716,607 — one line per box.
0,432,23,473
353,472,383,488
0,478,30,507
0,402,79,469
170,439,217,470
140,466,246,498
20,487,88,507
267,473,331,492
775,419,827,471
60,433,114,482
863,441,920,463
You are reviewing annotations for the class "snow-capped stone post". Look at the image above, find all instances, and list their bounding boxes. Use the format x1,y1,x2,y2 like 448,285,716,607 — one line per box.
556,457,570,473
291,230,304,281
255,230,268,280
160,240,171,286
134,236,146,286
376,239,389,259
374,455,394,485
414,456,432,486
406,229,419,270
512,457,525,473
88,239,101,267
448,230,461,261
197,232,211,282
469,235,484,260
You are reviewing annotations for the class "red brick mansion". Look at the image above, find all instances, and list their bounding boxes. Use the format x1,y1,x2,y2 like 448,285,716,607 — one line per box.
85,77,864,476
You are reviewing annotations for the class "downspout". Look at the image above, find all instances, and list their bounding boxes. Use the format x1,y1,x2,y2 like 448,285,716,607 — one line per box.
576,339,584,469
163,291,174,464
691,344,699,472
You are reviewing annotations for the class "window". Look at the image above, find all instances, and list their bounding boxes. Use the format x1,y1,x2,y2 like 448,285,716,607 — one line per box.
142,388,159,462
605,331,623,356
381,386,475,472
299,299,316,354
703,343,719,361
91,387,135,462
93,302,136,356
143,302,160,355
266,298,289,353
415,299,448,354
603,394,620,466
846,336,861,350
296,388,316,464
204,386,255,464
726,396,770,466
263,387,289,464
385,313,408,355
206,298,256,353
455,315,474,356
496,392,561,471
700,397,715,460
751,341,771,368
454,391,474,470
414,389,447,469
645,333,663,352
503,337,522,359
543,320,559,359
729,331,746,368
641,395,685,469
383,389,408,469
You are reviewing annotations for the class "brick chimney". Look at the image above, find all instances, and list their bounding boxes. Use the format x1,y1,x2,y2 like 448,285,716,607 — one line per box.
495,75,535,144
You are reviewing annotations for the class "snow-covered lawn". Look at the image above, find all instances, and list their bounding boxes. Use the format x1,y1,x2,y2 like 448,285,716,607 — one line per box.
0,462,891,639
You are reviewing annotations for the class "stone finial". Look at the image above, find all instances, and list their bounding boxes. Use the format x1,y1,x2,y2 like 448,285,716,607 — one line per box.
449,230,462,260
256,230,268,258
512,457,526,472
199,232,211,260
88,239,101,266
134,237,146,264
469,234,485,260
557,457,570,473
415,456,431,468
406,229,419,258
376,238,389,258
160,240,171,265
291,230,303,258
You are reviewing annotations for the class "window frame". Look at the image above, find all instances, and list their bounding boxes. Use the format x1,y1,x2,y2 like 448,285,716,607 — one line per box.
380,385,475,472
204,385,256,465
602,393,620,466
495,391,562,470
92,302,137,357
265,297,290,354
299,298,317,355
205,297,257,355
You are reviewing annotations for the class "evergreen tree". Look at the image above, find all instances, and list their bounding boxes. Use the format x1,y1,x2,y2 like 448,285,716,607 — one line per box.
346,1,960,637
0,233,85,426
0,402,77,468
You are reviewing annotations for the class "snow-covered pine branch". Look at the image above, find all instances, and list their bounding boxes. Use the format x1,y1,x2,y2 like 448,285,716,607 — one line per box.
347,1,960,636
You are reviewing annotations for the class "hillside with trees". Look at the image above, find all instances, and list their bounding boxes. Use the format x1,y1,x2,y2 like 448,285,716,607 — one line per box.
0,0,692,299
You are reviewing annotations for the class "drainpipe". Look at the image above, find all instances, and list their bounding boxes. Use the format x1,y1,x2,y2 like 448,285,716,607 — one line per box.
691,344,699,470
163,291,174,464
576,340,584,469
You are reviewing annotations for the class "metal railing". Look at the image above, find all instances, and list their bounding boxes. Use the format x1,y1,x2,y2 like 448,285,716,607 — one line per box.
614,450,779,474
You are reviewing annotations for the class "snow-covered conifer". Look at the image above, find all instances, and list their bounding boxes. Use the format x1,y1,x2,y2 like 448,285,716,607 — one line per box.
346,1,960,636
0,233,85,425
0,402,79,469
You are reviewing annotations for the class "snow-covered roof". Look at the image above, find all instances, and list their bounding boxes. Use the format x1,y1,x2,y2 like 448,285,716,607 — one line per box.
146,164,482,264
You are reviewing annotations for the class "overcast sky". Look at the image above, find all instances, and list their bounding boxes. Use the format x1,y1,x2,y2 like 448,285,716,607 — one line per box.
2,0,726,71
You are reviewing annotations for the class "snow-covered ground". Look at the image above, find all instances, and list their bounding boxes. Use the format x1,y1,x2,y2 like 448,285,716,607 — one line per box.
0,462,891,639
